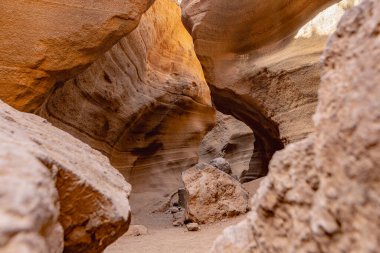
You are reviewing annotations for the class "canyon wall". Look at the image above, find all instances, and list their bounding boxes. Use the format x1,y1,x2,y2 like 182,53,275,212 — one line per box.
212,1,380,252
181,0,351,179
0,0,154,112
199,112,254,180
37,0,215,211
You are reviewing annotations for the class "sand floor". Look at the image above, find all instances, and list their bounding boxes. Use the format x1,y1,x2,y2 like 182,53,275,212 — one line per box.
105,178,263,253
104,213,245,253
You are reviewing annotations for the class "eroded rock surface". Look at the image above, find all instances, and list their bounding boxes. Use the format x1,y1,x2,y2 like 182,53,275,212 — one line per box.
199,112,254,179
209,158,232,175
0,145,63,253
0,0,154,111
182,164,249,224
0,101,131,253
182,0,354,179
212,1,380,252
37,0,215,212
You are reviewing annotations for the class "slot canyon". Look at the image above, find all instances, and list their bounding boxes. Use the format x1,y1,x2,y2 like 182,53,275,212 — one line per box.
0,0,379,252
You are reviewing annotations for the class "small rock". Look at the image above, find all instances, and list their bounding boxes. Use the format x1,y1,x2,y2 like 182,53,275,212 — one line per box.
173,220,183,227
173,210,184,220
169,206,180,213
186,223,200,231
126,225,148,236
209,157,232,175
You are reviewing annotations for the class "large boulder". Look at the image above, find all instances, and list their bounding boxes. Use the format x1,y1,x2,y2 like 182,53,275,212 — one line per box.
37,0,215,213
182,164,249,224
212,1,380,252
0,145,63,253
182,0,355,178
0,0,154,112
0,101,132,253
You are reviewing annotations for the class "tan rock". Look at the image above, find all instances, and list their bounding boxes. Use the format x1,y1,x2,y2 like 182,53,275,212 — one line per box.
199,112,254,179
0,144,63,253
37,0,215,213
182,0,355,179
209,158,232,175
186,223,200,232
182,165,249,224
0,0,154,111
212,1,380,252
172,220,183,227
0,101,131,253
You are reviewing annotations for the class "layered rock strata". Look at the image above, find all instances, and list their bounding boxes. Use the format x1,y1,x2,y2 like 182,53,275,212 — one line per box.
181,0,354,179
37,0,215,212
0,0,154,112
0,101,132,253
212,1,380,252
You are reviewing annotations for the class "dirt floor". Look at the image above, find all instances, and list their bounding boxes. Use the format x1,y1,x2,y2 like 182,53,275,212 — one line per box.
105,178,263,253
105,213,246,253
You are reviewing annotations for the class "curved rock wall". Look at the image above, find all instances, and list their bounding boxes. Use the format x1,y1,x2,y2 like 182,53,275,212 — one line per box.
181,0,356,179
0,0,154,112
37,0,215,211
212,1,380,252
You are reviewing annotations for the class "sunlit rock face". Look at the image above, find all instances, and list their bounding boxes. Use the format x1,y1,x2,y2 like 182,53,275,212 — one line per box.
296,0,362,38
212,1,380,252
181,0,358,179
0,101,132,253
0,0,154,112
37,0,215,210
199,112,254,180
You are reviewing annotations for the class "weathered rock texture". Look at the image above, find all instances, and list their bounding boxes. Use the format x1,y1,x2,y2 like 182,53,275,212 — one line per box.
182,164,249,224
0,101,132,253
0,0,154,112
181,0,352,179
209,158,232,175
212,1,380,252
37,0,215,211
0,145,63,253
199,112,254,179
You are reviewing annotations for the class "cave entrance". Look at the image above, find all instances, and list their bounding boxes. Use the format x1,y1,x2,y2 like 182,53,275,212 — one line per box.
209,86,285,183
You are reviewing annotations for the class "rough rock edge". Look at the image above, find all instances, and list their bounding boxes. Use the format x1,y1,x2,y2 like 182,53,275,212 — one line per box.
0,100,132,253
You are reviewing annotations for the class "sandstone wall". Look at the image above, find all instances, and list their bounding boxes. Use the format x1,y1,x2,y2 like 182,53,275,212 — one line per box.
0,0,154,112
212,1,380,252
199,112,254,179
37,0,215,212
181,0,353,179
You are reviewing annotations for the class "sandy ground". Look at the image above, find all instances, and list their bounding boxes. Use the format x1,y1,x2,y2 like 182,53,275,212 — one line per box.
105,178,263,253
105,213,246,253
